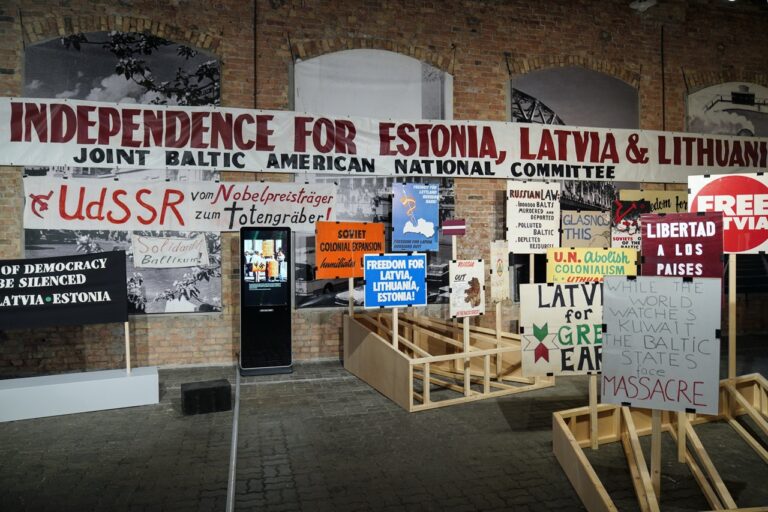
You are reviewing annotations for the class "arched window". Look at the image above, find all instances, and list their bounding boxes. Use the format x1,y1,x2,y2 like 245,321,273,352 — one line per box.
292,49,454,308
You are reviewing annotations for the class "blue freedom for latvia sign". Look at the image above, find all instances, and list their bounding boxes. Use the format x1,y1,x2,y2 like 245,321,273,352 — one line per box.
392,183,439,252
363,253,427,308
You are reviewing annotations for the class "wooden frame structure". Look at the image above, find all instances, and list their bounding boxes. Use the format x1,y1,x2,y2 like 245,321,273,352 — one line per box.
553,373,768,512
343,311,554,412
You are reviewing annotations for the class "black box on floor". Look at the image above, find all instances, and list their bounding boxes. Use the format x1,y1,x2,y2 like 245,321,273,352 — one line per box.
181,379,232,415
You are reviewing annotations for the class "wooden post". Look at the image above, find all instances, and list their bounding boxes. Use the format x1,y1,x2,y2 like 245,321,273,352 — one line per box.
651,409,662,498
728,253,736,380
483,354,491,394
423,362,430,405
348,277,354,318
677,412,688,463
495,301,503,381
529,253,535,284
589,374,598,450
463,317,470,397
124,320,131,375
392,307,399,350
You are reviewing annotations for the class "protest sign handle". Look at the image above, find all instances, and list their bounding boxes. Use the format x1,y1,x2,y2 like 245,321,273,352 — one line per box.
728,254,736,380
463,317,470,397
348,277,354,319
589,374,598,450
677,412,687,463
124,320,131,375
392,307,398,349
651,409,662,498
495,302,503,382
529,254,535,283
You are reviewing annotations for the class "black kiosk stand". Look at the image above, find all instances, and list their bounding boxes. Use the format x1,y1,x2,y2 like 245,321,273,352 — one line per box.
239,227,292,376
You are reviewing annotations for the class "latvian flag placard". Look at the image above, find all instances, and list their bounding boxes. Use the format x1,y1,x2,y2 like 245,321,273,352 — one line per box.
442,219,466,236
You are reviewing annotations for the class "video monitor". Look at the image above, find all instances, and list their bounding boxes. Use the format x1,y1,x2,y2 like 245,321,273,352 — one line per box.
240,227,291,307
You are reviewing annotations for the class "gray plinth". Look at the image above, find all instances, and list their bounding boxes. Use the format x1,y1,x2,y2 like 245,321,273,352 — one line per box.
0,366,159,422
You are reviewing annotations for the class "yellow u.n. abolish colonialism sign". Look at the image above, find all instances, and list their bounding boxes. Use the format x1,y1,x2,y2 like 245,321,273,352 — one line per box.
546,247,637,283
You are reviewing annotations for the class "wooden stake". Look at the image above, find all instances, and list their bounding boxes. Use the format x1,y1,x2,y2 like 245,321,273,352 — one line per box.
495,301,503,382
423,362,430,405
728,253,736,380
124,320,131,375
651,409,662,498
348,277,354,318
677,412,687,463
529,253,535,284
463,317,470,397
589,374,598,450
392,307,399,349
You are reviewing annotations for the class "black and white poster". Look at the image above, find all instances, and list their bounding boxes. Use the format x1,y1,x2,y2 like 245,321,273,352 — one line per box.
0,252,127,330
23,30,222,314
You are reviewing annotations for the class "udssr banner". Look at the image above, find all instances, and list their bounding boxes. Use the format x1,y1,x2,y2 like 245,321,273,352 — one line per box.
23,177,336,233
0,251,127,329
519,283,603,376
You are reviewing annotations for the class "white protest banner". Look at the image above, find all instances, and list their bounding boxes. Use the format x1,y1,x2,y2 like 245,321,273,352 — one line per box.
132,234,209,268
520,283,602,376
489,240,510,302
688,173,768,254
506,181,560,253
620,189,689,213
560,211,611,248
601,276,721,415
449,260,485,318
23,177,336,233
3,97,768,183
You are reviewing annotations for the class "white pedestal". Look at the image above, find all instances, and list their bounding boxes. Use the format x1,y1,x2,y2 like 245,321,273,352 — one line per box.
0,366,159,422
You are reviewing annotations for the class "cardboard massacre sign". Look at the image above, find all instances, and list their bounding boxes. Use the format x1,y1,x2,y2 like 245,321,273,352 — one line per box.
4,97,768,182
640,212,723,278
0,251,127,329
520,282,603,376
601,276,721,415
315,221,386,279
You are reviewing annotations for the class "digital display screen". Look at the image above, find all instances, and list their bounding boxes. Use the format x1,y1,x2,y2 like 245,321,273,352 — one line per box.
241,227,291,307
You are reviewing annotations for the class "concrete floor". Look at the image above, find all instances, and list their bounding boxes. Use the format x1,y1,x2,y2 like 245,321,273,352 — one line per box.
1,338,767,512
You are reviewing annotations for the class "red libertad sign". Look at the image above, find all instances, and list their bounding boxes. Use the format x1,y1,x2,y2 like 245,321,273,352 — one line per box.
689,173,768,254
641,212,723,278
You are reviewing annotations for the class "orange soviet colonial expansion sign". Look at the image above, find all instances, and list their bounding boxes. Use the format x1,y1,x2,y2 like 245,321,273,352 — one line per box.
315,221,386,279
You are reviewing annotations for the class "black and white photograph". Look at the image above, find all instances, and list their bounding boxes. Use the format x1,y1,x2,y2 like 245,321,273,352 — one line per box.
687,81,768,297
22,30,223,314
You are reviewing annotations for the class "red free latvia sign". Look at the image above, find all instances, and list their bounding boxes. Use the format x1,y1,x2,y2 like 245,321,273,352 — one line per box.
688,173,768,254
640,212,723,278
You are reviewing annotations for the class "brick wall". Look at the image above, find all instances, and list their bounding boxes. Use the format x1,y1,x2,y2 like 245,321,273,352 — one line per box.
1,0,767,376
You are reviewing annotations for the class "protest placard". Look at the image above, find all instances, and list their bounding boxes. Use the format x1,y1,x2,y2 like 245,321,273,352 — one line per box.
506,181,560,253
546,247,637,283
363,254,427,308
449,259,485,317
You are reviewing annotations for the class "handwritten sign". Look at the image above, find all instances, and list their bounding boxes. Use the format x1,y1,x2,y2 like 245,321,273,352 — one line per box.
24,177,336,233
520,283,602,376
506,181,560,254
641,212,723,278
315,221,385,279
620,189,688,213
601,276,721,415
363,253,426,308
560,211,611,248
489,241,510,302
547,247,637,283
132,235,209,268
449,260,485,318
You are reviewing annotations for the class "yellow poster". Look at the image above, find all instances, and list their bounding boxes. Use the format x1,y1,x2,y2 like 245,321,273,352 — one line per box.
546,247,637,283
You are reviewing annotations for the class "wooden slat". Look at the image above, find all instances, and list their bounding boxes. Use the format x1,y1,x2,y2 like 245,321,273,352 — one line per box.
684,421,738,509
622,407,661,512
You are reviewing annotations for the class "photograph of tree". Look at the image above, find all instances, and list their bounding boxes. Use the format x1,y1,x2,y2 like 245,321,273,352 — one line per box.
23,31,223,314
